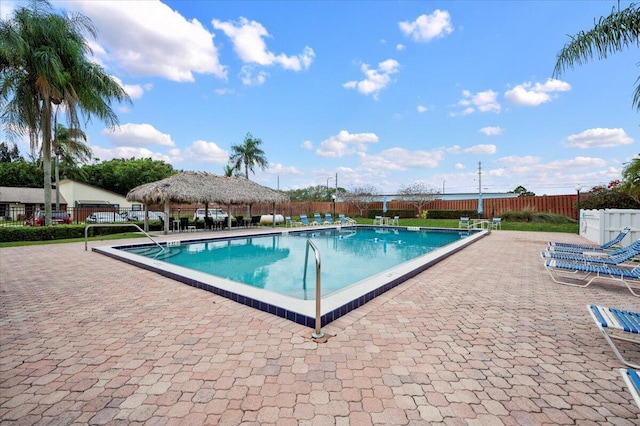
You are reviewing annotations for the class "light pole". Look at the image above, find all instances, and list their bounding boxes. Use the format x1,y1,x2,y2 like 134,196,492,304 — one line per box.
326,176,333,199
576,185,582,223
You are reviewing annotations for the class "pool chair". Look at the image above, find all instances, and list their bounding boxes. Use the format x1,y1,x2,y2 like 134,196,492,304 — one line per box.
491,217,501,230
313,213,323,225
544,259,640,296
285,216,293,227
620,368,640,409
458,217,470,229
392,216,399,226
323,213,334,224
588,305,640,368
339,214,356,226
541,240,640,265
373,215,382,225
548,227,631,252
299,214,311,226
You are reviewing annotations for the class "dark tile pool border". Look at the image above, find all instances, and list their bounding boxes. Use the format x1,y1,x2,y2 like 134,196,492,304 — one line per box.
93,226,486,328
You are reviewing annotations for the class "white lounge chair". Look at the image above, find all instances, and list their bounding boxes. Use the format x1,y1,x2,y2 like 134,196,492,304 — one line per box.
588,305,640,368
548,227,631,252
544,260,640,296
458,217,469,229
620,368,640,409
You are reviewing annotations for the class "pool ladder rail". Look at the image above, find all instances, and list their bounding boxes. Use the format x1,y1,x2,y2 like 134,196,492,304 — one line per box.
303,239,324,340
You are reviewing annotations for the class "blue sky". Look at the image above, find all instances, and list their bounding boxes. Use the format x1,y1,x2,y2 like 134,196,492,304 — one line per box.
3,1,638,195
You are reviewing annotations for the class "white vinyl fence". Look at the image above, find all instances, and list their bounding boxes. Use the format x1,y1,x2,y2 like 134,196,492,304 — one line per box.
579,209,640,246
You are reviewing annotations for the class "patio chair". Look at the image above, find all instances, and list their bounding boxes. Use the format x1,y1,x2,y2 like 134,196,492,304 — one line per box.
458,217,470,229
620,368,640,409
392,216,399,226
588,305,640,368
491,217,501,230
285,216,292,227
544,260,640,296
313,213,323,225
339,214,356,226
299,214,311,226
541,240,640,265
548,227,631,251
373,215,382,225
323,213,334,225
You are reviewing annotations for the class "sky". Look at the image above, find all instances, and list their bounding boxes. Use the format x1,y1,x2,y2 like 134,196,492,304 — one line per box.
2,0,638,196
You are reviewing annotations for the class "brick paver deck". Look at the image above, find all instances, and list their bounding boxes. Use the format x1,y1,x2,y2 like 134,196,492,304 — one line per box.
1,230,639,425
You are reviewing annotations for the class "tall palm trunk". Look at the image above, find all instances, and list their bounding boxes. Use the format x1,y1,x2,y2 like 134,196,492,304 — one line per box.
42,100,52,225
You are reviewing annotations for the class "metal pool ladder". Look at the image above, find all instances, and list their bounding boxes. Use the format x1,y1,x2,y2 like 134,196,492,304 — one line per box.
84,223,164,252
304,239,324,339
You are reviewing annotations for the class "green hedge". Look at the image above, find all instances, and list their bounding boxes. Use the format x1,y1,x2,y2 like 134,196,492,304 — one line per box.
426,210,478,219
0,222,164,243
367,209,415,219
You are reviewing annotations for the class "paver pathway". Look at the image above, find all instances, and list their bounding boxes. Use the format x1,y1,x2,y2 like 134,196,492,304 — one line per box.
1,230,639,425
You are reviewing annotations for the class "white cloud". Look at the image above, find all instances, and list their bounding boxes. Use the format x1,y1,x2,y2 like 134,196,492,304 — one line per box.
215,88,236,95
111,76,151,99
360,147,443,171
63,0,227,82
454,163,465,169
565,128,634,148
399,10,454,42
463,144,496,155
316,130,379,158
504,78,571,106
479,126,503,136
182,140,228,164
497,155,541,166
89,145,172,164
454,89,500,115
396,44,406,51
213,17,315,72
544,156,607,170
343,59,400,100
301,140,314,150
102,123,175,147
417,105,428,113
266,163,304,176
240,66,268,86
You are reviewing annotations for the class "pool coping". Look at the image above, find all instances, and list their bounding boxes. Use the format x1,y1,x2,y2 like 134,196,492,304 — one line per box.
93,226,488,328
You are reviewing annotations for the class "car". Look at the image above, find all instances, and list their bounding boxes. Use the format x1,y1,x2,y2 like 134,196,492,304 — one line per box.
85,211,129,224
24,210,72,226
126,210,166,222
193,208,229,222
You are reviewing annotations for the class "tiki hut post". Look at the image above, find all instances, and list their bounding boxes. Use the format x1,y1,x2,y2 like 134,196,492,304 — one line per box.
163,200,170,235
272,202,276,228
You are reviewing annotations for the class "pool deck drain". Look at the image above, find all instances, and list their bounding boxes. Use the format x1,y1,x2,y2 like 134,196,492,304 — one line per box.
1,228,638,424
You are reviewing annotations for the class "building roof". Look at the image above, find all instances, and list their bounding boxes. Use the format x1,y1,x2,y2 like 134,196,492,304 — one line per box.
0,187,67,204
126,172,289,205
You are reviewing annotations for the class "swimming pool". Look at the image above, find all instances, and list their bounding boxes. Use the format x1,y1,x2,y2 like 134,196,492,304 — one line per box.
94,226,486,327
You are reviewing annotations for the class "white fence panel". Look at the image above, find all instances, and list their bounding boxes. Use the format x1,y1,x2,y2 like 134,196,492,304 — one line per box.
579,209,640,246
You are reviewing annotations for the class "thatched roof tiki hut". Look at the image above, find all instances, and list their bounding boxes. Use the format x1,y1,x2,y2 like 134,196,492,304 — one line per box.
126,172,289,234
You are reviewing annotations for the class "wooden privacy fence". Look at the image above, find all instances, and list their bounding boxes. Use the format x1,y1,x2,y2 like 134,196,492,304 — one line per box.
150,194,578,220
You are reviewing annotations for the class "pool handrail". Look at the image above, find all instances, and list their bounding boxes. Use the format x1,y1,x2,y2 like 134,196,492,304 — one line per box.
85,223,164,252
304,239,324,339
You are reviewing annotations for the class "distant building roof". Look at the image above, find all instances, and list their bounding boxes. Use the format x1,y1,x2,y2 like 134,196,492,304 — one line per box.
0,186,67,204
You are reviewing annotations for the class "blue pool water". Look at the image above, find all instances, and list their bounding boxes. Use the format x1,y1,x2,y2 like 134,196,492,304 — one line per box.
123,227,465,299
96,226,485,327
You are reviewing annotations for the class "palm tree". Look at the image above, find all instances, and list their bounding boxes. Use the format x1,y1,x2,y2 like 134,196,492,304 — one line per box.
228,133,268,180
0,0,130,225
52,122,91,209
223,164,236,177
553,2,640,110
622,156,640,202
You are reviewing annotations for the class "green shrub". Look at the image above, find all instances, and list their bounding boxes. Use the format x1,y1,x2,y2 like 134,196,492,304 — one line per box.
500,208,575,224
